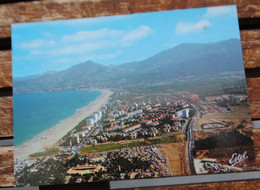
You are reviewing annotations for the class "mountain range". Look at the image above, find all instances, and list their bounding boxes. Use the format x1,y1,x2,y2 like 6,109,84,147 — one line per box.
14,39,245,93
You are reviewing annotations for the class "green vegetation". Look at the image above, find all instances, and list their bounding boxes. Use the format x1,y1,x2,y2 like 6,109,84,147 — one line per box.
15,39,245,94
80,141,149,154
148,136,176,143
195,129,254,150
81,135,184,154
128,141,149,147
81,143,127,154
127,77,246,97
106,156,150,176
17,159,66,186
29,149,61,157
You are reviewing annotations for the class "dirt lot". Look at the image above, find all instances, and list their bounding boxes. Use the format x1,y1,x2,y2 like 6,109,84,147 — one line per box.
204,106,251,121
194,118,213,127
158,142,189,176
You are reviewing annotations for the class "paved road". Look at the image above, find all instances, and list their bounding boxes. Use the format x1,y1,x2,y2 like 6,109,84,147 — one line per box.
187,117,196,174
181,99,200,175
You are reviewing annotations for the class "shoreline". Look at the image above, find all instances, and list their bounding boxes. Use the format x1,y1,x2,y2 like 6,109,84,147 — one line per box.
15,89,113,160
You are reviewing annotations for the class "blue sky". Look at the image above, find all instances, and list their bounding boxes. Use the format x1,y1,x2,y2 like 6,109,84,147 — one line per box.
12,5,241,78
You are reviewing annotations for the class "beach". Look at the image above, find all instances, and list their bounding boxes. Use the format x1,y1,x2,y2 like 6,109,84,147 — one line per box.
15,89,113,160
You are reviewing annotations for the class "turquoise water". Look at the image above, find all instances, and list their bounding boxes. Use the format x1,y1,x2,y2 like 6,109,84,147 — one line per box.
13,89,101,146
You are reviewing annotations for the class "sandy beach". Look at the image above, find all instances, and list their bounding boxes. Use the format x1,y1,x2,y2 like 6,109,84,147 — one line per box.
15,89,113,160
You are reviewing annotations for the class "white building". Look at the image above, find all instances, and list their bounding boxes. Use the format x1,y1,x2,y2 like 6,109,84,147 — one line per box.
86,118,95,125
91,113,99,122
182,108,189,118
95,111,102,120
176,108,189,118
132,109,143,115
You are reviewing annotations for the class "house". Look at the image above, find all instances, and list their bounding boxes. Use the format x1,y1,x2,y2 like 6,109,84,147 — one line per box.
123,124,141,133
140,105,152,112
148,121,159,127
170,117,182,121
140,120,152,125
105,125,120,131
91,129,100,136
75,129,89,137
104,117,116,122
89,139,97,145
81,124,93,131
162,124,171,133
130,132,137,139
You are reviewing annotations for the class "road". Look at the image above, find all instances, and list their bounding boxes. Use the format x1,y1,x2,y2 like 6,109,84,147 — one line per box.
187,117,196,174
183,100,200,175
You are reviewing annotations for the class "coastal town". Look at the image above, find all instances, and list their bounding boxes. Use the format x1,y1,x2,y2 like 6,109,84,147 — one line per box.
11,4,257,187
14,88,256,186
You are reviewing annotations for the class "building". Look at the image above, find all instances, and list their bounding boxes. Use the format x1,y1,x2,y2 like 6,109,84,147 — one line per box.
163,124,171,133
107,112,119,117
123,124,141,133
170,117,182,121
175,108,189,118
81,124,93,131
64,136,77,146
182,108,189,118
105,125,120,131
95,111,102,120
131,109,143,115
140,120,152,125
130,132,137,139
74,129,89,143
148,121,159,127
66,165,106,176
89,139,97,145
91,113,99,122
140,105,152,112
86,118,95,125
91,128,100,136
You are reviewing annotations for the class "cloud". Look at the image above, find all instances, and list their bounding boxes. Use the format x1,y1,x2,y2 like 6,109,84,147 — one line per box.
30,50,43,55
122,25,151,45
205,6,236,17
62,28,123,43
23,25,150,62
19,39,56,49
175,20,211,34
31,40,116,57
43,32,52,37
63,25,151,46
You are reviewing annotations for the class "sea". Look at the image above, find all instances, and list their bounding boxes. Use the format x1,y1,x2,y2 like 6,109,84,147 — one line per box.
13,89,101,146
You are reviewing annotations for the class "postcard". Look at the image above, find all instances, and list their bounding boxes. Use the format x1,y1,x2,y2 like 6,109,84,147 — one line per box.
12,5,256,187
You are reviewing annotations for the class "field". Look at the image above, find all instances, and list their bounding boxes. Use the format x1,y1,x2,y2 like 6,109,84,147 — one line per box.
204,106,251,121
80,134,186,154
80,141,148,154
148,136,177,144
159,142,188,176
194,118,214,127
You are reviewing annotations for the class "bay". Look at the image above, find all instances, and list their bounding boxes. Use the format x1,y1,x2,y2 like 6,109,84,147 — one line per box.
13,89,101,146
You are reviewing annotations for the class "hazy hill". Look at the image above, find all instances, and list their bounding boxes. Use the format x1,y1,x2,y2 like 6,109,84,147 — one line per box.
14,39,245,93
118,38,243,77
